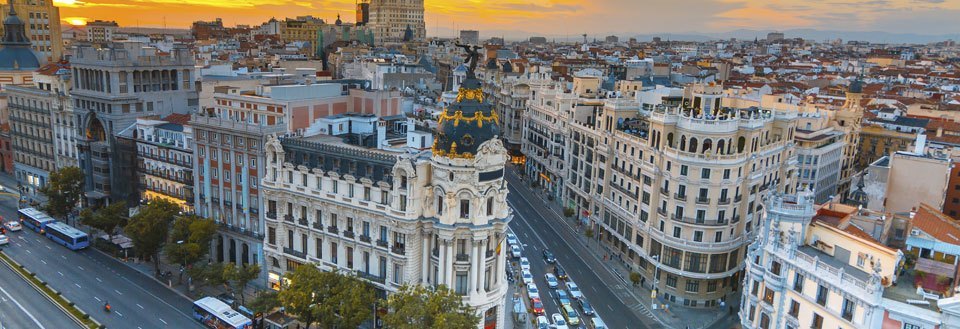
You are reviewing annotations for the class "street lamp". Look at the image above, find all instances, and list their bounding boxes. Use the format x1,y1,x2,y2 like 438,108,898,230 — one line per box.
651,255,660,310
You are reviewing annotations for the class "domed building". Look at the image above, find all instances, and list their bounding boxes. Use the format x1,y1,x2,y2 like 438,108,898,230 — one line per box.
0,3,39,84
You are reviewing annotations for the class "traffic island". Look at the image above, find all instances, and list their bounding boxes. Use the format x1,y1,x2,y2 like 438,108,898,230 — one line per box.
0,251,103,329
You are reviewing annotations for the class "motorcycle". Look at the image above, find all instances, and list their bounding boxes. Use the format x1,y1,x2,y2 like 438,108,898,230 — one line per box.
104,302,111,313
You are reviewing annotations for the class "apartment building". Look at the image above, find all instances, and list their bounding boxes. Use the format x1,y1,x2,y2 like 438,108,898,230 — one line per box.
794,112,844,204
123,115,194,211
85,20,118,43
72,41,198,206
0,0,63,62
261,70,510,328
8,84,56,203
364,0,425,43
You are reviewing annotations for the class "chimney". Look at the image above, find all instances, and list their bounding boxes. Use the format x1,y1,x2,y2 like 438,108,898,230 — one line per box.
376,119,387,150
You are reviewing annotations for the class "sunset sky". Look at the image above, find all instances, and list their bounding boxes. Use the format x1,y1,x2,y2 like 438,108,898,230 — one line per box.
54,0,960,37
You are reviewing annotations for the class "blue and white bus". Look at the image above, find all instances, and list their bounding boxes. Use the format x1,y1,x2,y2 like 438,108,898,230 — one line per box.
192,297,252,329
44,222,89,250
18,207,56,233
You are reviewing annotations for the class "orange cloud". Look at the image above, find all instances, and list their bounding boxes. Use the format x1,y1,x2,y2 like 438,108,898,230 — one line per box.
713,6,816,29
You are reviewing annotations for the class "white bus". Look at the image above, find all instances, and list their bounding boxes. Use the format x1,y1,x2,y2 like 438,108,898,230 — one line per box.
18,207,55,233
192,297,252,329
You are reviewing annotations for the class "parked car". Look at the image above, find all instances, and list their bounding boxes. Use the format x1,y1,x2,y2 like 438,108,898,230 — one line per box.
551,313,569,329
521,270,534,285
519,257,531,271
510,245,522,258
556,289,571,307
542,249,556,263
578,298,595,316
554,265,568,280
591,316,608,329
530,297,545,315
562,304,581,326
507,233,518,246
536,315,550,329
544,273,559,289
566,281,583,299
4,221,21,232
527,283,541,300
0,234,8,245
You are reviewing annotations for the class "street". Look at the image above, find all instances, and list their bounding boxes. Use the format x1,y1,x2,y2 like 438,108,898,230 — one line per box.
0,257,80,329
0,183,202,329
505,167,658,329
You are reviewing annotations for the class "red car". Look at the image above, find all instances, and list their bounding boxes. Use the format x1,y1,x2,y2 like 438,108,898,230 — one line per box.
530,297,545,316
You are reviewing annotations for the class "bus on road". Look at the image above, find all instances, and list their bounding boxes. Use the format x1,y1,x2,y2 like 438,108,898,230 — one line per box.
18,208,55,233
192,296,252,329
44,222,89,250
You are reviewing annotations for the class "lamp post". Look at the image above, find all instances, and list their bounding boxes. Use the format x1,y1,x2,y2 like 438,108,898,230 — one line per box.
651,255,660,310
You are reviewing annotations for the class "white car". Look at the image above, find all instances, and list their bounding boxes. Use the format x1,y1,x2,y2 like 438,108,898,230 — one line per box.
521,270,534,285
510,245,522,258
519,257,531,272
566,281,583,299
552,313,569,329
527,283,540,300
544,273,559,289
536,315,550,329
0,235,8,245
507,233,518,246
3,221,21,232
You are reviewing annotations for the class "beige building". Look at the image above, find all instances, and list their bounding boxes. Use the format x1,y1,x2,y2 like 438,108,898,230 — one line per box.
835,82,864,198
85,20,118,43
365,0,425,43
884,150,951,214
0,0,63,62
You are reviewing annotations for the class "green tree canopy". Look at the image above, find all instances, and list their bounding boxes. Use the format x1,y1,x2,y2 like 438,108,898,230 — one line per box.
124,199,179,274
39,166,84,219
277,264,375,329
382,285,479,329
225,263,261,304
165,215,217,269
80,202,128,240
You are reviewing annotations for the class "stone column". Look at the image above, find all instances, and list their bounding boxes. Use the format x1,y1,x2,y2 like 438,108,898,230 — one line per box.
469,240,479,293
438,239,448,287
420,233,429,284
445,239,455,286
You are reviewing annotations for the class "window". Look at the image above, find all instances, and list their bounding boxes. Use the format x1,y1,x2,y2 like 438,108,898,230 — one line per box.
379,225,388,242
486,197,494,216
815,285,827,306
680,165,688,176
788,300,799,317
751,280,760,296
811,313,823,329
706,280,717,292
770,261,781,276
268,227,276,245
793,273,804,293
665,275,677,288
841,298,854,321
393,263,402,284
763,287,774,305
460,199,470,218
455,272,468,295
693,231,702,242
723,169,731,179
315,238,322,258
715,231,722,243
685,280,699,293
701,168,710,179
673,227,681,238
330,242,338,263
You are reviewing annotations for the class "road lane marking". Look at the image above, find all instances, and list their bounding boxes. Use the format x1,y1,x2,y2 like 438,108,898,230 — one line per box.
77,266,84,270
159,318,167,325
115,289,122,295
0,285,46,329
96,277,102,283
74,283,81,288
94,296,101,302
25,249,30,254
116,311,123,317
45,245,51,250
137,303,144,309
60,255,66,259
57,271,63,276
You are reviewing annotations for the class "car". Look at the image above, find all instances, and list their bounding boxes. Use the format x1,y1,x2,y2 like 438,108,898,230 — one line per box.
578,298,596,316
4,221,21,232
556,289,571,307
554,265,568,280
519,257,531,271
216,293,237,307
544,273,559,289
566,281,583,299
562,304,581,326
521,270,534,285
507,233,518,246
542,249,556,263
510,245,522,258
0,235,8,245
536,315,550,329
530,297,545,315
527,283,541,300
591,316,608,329
551,313,569,329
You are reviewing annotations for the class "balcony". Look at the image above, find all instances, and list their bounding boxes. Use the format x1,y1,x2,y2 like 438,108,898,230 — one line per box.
432,248,439,257
312,222,323,230
660,187,669,195
391,245,406,255
486,250,495,258
359,235,371,243
327,226,339,234
696,197,710,205
297,218,308,226
734,195,743,202
376,240,389,248
673,215,729,227
266,212,277,220
764,269,786,291
718,198,731,205
674,193,687,201
355,270,386,284
283,247,306,259
343,230,355,239
283,214,294,223
657,207,667,216
456,253,469,262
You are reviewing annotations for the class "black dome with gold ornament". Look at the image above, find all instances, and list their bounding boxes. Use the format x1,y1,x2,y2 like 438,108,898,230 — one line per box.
432,44,500,159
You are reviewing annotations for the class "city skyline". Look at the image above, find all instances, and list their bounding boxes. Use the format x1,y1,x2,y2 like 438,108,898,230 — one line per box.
55,0,960,39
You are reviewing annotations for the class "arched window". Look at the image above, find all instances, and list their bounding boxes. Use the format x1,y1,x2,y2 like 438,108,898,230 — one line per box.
717,139,726,154
702,139,713,154
667,133,674,148
680,135,687,150
689,138,699,153
737,137,746,153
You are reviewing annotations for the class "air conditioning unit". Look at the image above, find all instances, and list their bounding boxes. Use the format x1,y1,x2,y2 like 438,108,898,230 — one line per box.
911,229,920,236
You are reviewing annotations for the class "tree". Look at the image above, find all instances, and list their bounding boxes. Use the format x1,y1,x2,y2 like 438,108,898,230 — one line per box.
39,166,84,219
248,290,280,329
382,285,480,329
584,228,594,239
629,272,642,287
165,215,217,277
124,199,179,275
80,202,128,241
278,264,375,329
225,264,261,304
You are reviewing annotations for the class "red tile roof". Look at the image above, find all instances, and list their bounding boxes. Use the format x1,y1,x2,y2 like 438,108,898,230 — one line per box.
162,113,191,125
912,203,960,245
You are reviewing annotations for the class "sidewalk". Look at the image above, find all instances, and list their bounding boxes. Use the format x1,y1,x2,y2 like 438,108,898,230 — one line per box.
509,167,738,329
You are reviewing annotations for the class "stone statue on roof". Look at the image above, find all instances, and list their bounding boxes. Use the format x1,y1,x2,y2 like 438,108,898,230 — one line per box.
456,43,482,78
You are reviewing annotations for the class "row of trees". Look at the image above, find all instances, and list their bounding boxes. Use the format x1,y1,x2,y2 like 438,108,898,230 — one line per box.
249,263,480,329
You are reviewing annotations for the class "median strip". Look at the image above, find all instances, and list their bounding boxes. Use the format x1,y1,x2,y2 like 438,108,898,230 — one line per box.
0,251,102,329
